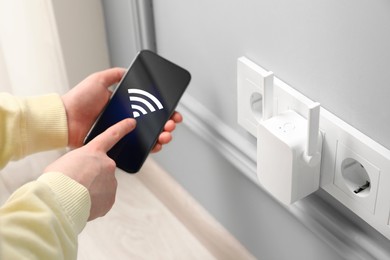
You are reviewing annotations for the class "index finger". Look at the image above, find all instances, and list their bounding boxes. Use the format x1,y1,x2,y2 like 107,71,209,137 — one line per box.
88,118,136,152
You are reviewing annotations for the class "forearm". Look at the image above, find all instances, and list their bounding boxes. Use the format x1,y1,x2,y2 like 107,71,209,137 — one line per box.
0,93,91,259
0,172,91,260
0,93,68,168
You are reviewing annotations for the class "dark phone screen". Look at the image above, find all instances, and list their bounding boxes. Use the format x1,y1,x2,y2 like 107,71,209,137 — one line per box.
84,50,191,173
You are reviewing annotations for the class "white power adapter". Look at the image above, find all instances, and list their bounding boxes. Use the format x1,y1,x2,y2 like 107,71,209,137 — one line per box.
257,104,323,205
237,56,323,205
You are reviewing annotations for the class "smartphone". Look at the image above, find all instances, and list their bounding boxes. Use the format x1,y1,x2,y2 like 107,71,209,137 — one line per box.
84,50,191,173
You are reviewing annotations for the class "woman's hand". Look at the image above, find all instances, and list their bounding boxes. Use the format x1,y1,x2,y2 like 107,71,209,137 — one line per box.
61,68,183,151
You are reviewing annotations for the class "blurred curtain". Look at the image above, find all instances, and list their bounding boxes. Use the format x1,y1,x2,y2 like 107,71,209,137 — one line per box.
0,0,110,203
0,1,69,203
0,0,69,96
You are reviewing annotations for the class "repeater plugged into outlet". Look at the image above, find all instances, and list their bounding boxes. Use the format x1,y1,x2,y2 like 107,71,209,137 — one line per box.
237,56,323,205
237,56,390,240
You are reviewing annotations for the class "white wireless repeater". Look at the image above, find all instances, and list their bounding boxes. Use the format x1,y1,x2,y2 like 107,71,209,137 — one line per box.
256,73,323,205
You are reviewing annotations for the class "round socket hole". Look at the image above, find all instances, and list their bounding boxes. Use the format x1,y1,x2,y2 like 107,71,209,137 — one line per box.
341,158,371,197
250,92,263,121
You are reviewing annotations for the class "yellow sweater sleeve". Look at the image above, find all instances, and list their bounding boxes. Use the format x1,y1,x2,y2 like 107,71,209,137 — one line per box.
0,93,91,259
0,172,91,259
0,93,68,168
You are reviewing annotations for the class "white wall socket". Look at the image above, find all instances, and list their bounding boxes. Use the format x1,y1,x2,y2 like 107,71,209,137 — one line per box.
320,108,390,239
237,57,273,137
237,56,390,240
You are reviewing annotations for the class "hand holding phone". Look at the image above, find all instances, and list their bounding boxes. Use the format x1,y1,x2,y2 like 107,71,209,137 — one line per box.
84,50,191,173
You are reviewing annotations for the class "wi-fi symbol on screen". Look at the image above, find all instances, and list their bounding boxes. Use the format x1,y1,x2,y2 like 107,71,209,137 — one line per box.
128,89,164,118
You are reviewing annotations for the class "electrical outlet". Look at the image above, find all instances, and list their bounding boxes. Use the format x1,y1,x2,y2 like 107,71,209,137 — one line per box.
237,57,273,137
275,80,390,239
237,56,390,240
320,109,390,237
332,140,380,214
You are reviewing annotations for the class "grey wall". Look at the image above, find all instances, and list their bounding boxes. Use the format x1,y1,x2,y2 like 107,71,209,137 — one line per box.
152,0,390,149
101,0,155,67
101,0,390,144
102,0,390,259
101,0,139,67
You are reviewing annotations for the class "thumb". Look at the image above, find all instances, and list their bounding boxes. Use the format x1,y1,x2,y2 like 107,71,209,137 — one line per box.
98,67,126,88
88,118,136,152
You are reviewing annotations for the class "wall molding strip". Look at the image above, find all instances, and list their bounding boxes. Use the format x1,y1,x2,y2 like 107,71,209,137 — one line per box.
178,93,390,260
